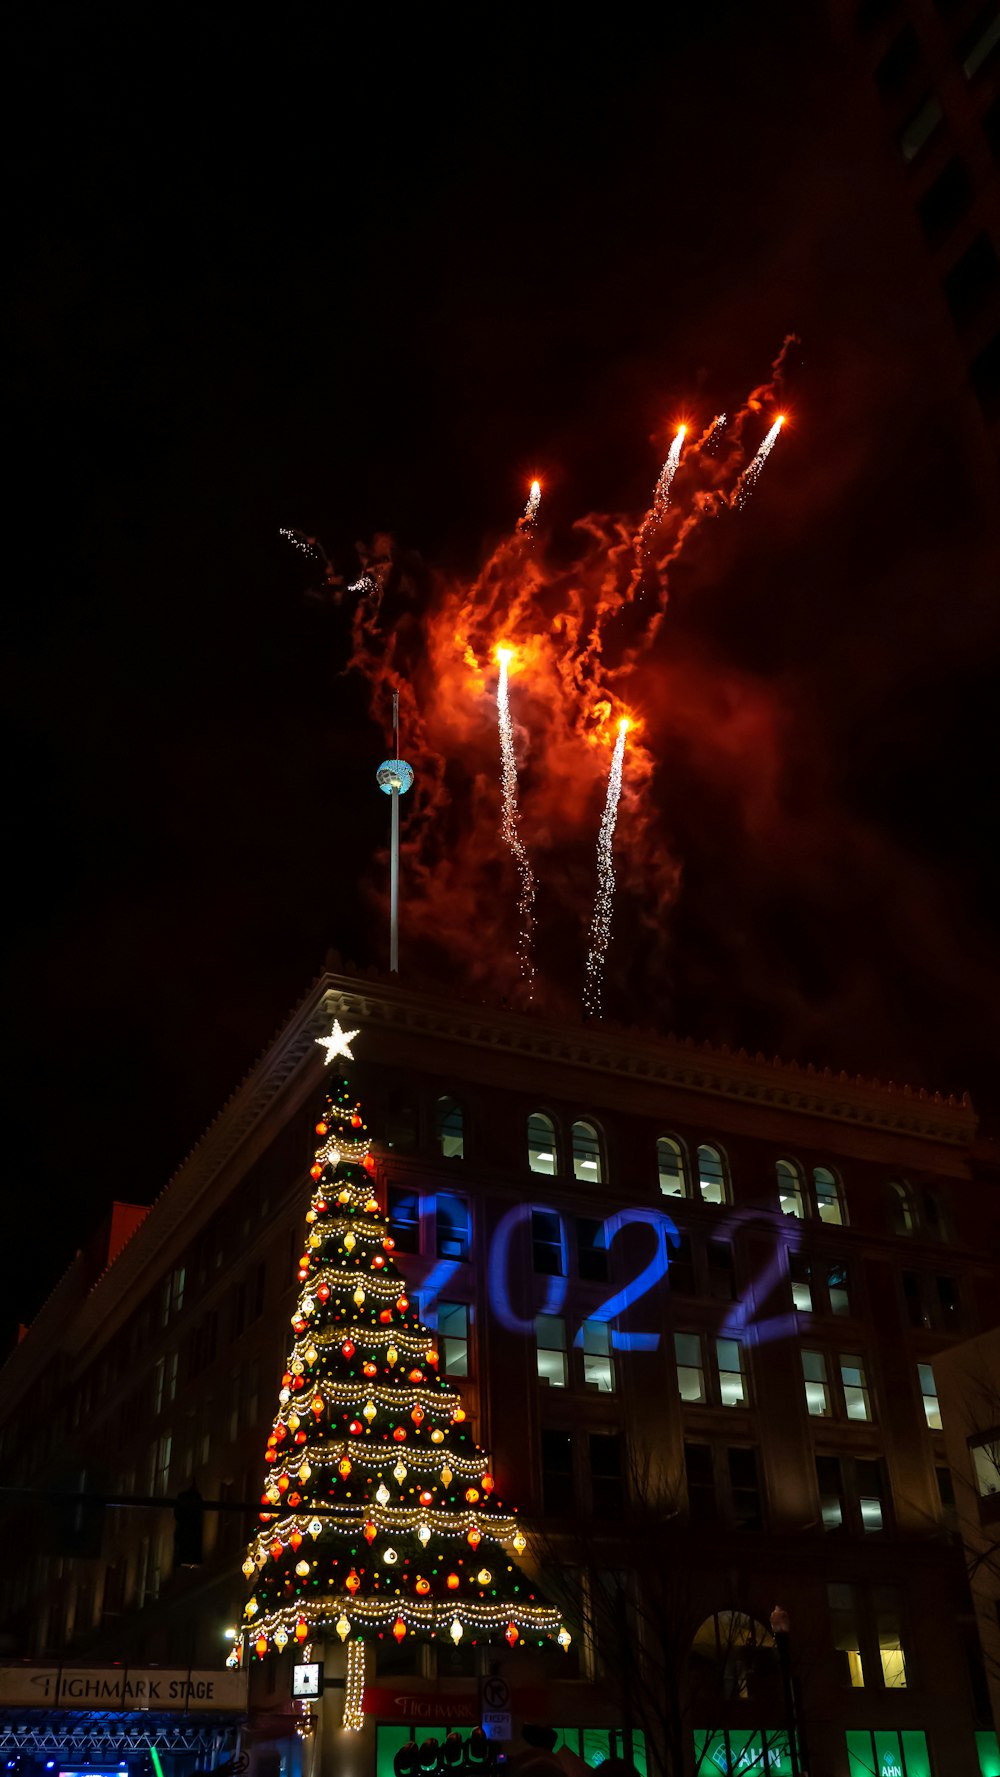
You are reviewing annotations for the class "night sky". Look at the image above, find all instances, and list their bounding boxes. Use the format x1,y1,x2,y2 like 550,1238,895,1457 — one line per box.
5,6,999,1345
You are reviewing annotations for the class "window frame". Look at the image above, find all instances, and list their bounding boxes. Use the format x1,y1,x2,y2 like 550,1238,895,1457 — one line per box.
656,1134,688,1198
527,1110,559,1177
571,1119,604,1185
435,1095,465,1160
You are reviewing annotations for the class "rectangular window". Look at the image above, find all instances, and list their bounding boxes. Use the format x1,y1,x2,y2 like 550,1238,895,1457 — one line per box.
675,1332,705,1404
589,1433,624,1517
802,1350,831,1417
536,1315,568,1388
532,1210,565,1277
437,1301,469,1378
582,1320,615,1393
540,1429,573,1516
826,1263,850,1317
716,1338,747,1407
875,1587,907,1687
790,1252,813,1312
154,1434,172,1495
576,1218,609,1283
816,1455,845,1531
918,1362,942,1430
845,1731,930,1777
669,1233,696,1296
685,1442,715,1524
707,1240,736,1301
436,1194,470,1261
828,1583,865,1687
841,1354,872,1422
387,1187,420,1254
857,1459,886,1533
727,1447,761,1530
971,1432,1000,1498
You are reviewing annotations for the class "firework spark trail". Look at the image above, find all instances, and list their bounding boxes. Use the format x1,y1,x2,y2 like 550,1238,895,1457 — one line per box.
583,718,629,1019
517,479,542,533
496,650,536,997
732,416,785,510
632,425,686,565
279,527,320,557
700,413,727,452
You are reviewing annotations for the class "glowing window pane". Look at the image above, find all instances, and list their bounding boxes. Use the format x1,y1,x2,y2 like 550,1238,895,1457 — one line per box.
776,1161,804,1218
814,1166,844,1225
528,1113,557,1176
675,1332,705,1404
571,1121,603,1183
657,1136,685,1197
536,1315,567,1388
841,1355,872,1422
917,1362,942,1430
716,1338,747,1407
697,1145,726,1204
802,1350,830,1417
435,1097,464,1160
582,1320,614,1393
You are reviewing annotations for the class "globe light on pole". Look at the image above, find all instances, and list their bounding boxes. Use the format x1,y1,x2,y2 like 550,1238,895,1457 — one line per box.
376,756,414,973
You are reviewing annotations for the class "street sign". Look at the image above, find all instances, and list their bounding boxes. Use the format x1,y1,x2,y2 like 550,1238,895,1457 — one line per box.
479,1676,510,1712
481,1711,512,1742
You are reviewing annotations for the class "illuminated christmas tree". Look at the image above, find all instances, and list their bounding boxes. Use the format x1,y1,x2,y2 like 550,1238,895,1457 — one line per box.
238,1019,567,1728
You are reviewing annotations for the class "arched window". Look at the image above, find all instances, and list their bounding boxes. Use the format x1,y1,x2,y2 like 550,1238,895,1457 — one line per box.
657,1136,687,1197
696,1145,728,1205
813,1166,845,1226
690,1612,775,1703
923,1189,948,1242
888,1181,915,1235
571,1120,603,1183
435,1096,464,1160
527,1112,557,1176
776,1160,805,1218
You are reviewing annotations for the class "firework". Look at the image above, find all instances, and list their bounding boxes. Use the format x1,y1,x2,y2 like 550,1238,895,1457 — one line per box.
582,719,629,1019
633,424,686,567
701,413,727,452
496,648,536,996
517,479,542,535
732,415,785,509
279,526,320,557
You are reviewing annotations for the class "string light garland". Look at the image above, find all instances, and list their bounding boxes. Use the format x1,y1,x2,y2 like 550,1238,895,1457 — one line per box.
241,1029,567,1728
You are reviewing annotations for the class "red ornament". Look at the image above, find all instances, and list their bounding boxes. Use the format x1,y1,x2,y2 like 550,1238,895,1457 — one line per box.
505,1622,518,1648
446,1573,460,1590
363,1154,376,1174
393,1426,407,1442
392,1617,407,1643
408,1369,424,1383
294,1618,308,1643
416,1577,430,1595
276,1474,290,1493
465,1487,480,1504
396,1296,409,1313
310,1163,323,1180
363,1361,378,1377
383,1237,395,1252
282,1372,293,1388
295,1430,307,1445
352,1113,362,1129
317,1284,331,1304
379,1309,394,1324
420,1489,434,1507
273,1424,287,1443
345,1569,361,1593
315,1122,328,1136
315,1199,328,1213
341,1340,355,1359
255,1635,268,1658
311,1397,324,1419
481,1473,495,1493
349,1419,363,1436
426,1349,439,1367
363,1520,377,1544
289,1530,303,1552
269,1538,283,1559
411,1406,425,1426
288,1491,302,1508
372,1254,385,1268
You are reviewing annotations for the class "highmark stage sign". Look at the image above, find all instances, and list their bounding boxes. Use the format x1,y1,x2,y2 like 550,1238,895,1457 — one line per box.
0,1668,249,1712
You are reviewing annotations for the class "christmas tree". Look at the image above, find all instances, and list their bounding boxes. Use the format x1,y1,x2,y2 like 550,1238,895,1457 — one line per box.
238,1018,568,1729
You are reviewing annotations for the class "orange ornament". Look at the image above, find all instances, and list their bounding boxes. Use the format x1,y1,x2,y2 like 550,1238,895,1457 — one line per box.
315,1122,328,1135
416,1577,431,1595
363,1520,377,1544
396,1296,409,1313
255,1635,268,1658
289,1530,303,1552
392,1617,407,1643
505,1622,518,1647
393,1427,407,1443
294,1618,308,1643
345,1569,361,1594
446,1573,460,1590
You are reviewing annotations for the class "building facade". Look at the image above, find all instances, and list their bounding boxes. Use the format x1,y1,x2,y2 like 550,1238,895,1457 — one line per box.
1,969,998,1777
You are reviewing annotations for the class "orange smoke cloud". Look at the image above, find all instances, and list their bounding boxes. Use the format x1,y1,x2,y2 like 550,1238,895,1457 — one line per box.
346,345,798,1009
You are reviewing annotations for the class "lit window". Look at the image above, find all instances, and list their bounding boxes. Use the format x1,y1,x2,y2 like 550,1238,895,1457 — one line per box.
790,1252,813,1312
571,1120,603,1183
841,1354,872,1422
857,1459,885,1533
436,1194,470,1261
528,1112,557,1176
716,1338,747,1407
918,1363,942,1430
531,1209,565,1277
657,1135,686,1197
888,1181,915,1234
827,1263,851,1317
435,1096,464,1160
696,1145,726,1204
536,1315,568,1388
876,1589,907,1687
776,1160,805,1218
828,1583,865,1687
437,1301,469,1378
582,1320,615,1393
845,1730,929,1775
675,1332,706,1404
802,1350,831,1417
971,1433,1000,1498
814,1166,845,1225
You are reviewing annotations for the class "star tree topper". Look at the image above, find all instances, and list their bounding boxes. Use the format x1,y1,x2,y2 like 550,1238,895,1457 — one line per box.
315,1017,360,1065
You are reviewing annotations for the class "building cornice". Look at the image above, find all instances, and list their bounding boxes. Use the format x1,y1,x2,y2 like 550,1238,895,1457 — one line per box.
0,968,976,1409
